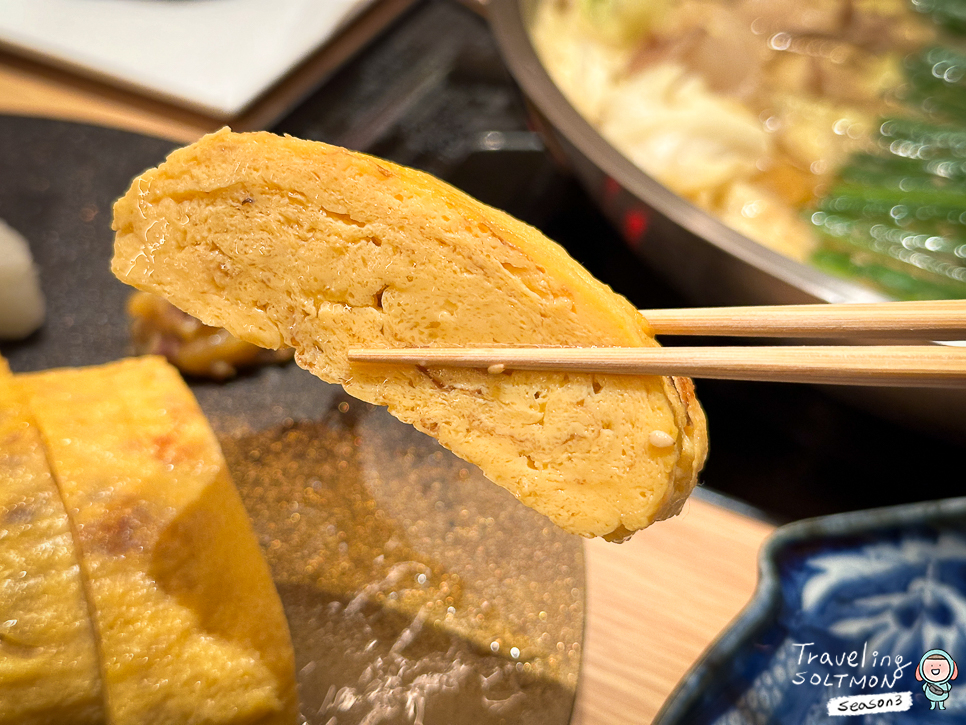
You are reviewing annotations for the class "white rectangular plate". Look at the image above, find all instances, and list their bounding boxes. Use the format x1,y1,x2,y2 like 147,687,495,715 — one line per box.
0,0,374,117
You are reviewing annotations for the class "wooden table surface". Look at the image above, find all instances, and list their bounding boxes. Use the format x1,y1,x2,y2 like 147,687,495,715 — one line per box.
0,45,776,724
578,496,772,723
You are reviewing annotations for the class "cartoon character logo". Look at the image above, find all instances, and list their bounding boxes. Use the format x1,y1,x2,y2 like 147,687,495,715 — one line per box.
917,649,958,711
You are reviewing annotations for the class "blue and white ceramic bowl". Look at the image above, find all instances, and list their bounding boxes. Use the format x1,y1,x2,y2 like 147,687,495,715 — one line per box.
656,497,966,724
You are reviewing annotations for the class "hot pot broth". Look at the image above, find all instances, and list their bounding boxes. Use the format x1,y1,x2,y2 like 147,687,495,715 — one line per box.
532,0,966,299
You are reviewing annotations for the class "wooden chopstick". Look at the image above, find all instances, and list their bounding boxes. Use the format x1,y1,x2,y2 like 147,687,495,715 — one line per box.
347,345,966,387
347,301,966,386
637,300,966,339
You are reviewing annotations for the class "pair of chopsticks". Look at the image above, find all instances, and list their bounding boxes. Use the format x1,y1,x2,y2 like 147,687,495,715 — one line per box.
348,300,966,387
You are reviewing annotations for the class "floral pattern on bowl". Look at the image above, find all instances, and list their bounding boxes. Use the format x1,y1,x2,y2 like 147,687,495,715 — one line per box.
655,497,966,724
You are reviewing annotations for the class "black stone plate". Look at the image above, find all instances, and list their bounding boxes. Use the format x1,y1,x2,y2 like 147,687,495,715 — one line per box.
0,116,584,725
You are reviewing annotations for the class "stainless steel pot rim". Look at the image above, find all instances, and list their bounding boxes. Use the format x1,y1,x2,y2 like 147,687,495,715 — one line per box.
487,0,891,306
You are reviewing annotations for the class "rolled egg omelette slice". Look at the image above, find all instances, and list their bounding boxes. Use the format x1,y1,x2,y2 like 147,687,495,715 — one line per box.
16,357,297,725
0,359,105,725
111,129,708,541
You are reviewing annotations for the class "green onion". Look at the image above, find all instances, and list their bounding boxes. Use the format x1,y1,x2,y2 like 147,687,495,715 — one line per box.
911,0,966,37
810,32,966,299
